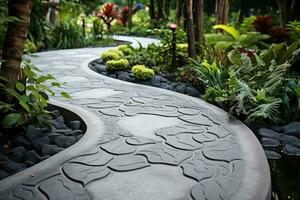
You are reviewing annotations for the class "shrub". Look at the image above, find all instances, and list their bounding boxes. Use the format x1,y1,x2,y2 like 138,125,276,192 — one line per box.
177,43,188,53
117,45,133,55
24,40,37,53
101,50,123,62
132,65,155,80
106,59,129,71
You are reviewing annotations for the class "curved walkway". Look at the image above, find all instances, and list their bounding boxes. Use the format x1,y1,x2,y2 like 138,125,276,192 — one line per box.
0,36,270,200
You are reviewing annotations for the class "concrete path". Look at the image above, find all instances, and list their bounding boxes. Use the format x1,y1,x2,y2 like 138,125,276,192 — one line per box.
0,36,271,200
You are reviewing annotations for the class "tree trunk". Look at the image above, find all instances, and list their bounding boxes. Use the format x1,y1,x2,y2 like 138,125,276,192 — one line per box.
1,0,33,101
157,0,166,20
237,0,245,26
128,0,133,29
193,0,204,48
277,0,289,25
186,0,196,58
175,0,183,25
215,0,230,25
149,0,156,20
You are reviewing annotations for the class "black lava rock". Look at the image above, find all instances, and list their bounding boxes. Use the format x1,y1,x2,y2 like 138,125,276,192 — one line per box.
282,144,300,156
116,71,132,81
1,158,26,173
68,120,81,130
52,121,67,129
175,83,187,93
64,130,83,137
185,86,200,97
53,136,76,148
48,133,63,143
282,122,300,135
25,150,41,163
51,110,61,117
0,170,8,179
56,116,65,124
41,144,64,156
260,137,280,148
32,136,50,152
279,134,300,146
77,134,84,140
24,161,35,168
9,146,26,163
264,150,281,160
95,64,107,73
26,125,43,141
257,128,280,139
14,136,31,150
109,74,117,78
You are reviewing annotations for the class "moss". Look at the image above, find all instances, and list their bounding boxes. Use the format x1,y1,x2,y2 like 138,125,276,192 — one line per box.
101,50,124,62
132,65,155,80
117,45,134,55
106,59,129,71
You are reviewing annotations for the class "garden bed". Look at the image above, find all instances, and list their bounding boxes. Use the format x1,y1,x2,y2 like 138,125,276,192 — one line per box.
89,58,202,97
0,103,86,180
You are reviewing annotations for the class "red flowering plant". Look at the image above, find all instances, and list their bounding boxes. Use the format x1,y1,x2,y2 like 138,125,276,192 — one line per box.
95,3,118,32
252,16,273,34
269,26,289,43
118,6,130,26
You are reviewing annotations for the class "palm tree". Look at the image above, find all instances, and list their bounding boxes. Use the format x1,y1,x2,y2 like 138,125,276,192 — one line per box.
1,0,33,102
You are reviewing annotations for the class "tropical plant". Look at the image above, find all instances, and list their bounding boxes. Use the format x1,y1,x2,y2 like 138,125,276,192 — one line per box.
53,22,85,49
286,20,300,42
118,6,130,26
211,24,269,51
96,3,118,32
0,59,70,143
191,59,227,88
252,16,273,34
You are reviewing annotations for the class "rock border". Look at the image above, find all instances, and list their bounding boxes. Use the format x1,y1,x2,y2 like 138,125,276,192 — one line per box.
0,99,105,192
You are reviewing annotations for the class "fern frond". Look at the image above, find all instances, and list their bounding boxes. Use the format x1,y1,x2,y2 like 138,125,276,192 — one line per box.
245,100,281,124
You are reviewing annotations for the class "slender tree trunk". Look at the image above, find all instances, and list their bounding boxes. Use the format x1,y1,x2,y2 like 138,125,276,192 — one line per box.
215,0,230,25
157,0,166,20
277,0,289,25
149,0,155,20
175,0,183,25
128,0,133,29
237,0,245,26
186,0,196,58
193,0,204,48
165,0,171,18
1,0,33,101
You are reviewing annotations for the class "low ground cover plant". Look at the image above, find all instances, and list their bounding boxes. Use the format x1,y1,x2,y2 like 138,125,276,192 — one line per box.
132,65,155,80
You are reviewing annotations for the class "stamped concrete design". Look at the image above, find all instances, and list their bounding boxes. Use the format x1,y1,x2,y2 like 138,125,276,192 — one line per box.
0,36,271,200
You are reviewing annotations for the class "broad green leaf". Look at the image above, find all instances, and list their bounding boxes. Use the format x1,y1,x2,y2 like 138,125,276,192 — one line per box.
213,25,240,39
19,100,30,112
61,92,71,99
16,82,25,92
51,82,61,87
1,113,25,128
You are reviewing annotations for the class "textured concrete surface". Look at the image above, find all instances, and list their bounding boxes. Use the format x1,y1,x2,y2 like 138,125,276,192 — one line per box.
0,36,271,200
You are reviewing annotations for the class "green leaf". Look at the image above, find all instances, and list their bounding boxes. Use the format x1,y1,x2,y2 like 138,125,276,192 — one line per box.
61,92,71,99
213,25,240,39
1,113,25,128
51,82,61,87
19,100,30,112
16,82,25,92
